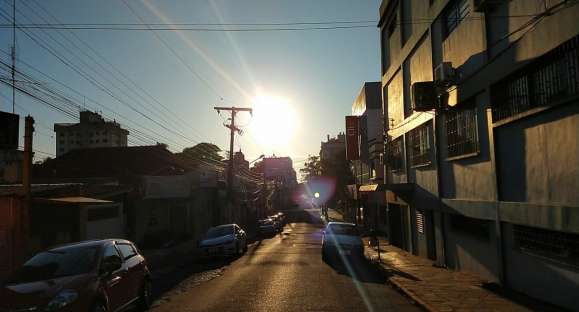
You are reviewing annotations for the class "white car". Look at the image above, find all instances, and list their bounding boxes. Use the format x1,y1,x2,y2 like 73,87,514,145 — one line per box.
321,222,364,261
199,224,247,257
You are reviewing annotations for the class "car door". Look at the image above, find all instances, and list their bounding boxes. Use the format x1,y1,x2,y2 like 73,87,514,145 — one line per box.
116,242,141,303
100,244,127,311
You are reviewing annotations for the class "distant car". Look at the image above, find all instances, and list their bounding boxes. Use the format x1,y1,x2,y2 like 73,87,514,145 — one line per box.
321,222,364,261
276,212,286,225
0,239,151,312
258,219,277,236
268,215,283,232
199,224,247,257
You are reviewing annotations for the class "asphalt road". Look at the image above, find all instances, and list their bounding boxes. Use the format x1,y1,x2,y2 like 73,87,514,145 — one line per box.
151,208,420,312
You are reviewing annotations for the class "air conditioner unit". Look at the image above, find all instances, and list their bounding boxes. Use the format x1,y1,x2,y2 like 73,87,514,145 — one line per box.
434,62,456,86
411,82,436,112
473,0,501,12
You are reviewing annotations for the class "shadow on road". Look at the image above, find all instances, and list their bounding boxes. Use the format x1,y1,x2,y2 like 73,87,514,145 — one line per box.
151,253,235,300
324,256,387,284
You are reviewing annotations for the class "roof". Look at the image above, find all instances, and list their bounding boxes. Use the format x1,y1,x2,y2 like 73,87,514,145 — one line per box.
0,183,79,197
50,238,133,251
37,196,113,204
34,145,191,179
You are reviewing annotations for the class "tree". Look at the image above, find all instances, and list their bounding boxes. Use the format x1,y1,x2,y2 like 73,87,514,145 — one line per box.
177,143,223,166
299,155,321,181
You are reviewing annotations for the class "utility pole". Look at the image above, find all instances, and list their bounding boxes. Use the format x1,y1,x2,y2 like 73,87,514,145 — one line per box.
11,0,16,113
22,115,34,257
214,106,252,197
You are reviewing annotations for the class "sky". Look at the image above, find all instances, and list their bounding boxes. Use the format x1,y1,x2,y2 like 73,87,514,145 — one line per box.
0,0,381,172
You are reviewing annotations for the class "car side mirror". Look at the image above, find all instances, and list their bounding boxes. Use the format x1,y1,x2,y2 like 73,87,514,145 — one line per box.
100,255,122,275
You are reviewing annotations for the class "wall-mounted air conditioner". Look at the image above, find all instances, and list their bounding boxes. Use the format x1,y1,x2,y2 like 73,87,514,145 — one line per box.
411,82,436,112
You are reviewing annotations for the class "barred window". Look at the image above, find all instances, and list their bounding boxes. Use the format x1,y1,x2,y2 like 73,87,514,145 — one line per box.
443,0,470,40
446,102,479,158
450,215,489,241
492,35,579,121
388,137,404,171
408,123,431,167
514,225,579,267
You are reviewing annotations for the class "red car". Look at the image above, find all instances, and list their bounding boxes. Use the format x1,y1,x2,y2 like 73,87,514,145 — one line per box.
0,239,152,312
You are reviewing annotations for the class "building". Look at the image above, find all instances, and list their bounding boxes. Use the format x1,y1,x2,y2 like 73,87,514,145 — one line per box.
378,0,579,309
263,156,297,186
320,133,346,164
351,82,384,184
0,111,22,184
350,82,386,230
54,111,129,157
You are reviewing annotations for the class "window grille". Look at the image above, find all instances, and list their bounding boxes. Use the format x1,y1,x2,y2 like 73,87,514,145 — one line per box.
450,215,489,240
446,101,479,158
388,137,404,171
514,225,579,267
416,211,425,234
492,35,579,121
408,123,431,166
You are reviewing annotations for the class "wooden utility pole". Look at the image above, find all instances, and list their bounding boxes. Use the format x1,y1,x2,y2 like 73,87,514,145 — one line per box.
214,107,252,196
22,115,34,256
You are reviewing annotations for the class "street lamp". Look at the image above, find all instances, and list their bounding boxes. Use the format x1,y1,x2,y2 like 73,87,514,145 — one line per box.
250,154,265,165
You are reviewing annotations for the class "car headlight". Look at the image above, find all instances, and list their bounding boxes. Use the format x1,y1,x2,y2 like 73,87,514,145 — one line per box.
45,289,78,311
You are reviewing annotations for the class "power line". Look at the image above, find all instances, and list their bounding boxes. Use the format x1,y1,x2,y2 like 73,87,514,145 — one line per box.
0,24,376,31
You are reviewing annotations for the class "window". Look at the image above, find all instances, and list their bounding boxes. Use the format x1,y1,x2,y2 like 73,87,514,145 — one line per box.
446,101,479,158
492,35,579,121
388,137,404,171
443,0,470,39
117,244,137,260
416,211,425,234
450,215,490,241
401,0,412,45
101,245,121,265
408,123,431,167
514,225,579,267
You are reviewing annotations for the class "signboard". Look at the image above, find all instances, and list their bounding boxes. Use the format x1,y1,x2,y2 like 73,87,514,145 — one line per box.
345,116,359,160
0,111,19,150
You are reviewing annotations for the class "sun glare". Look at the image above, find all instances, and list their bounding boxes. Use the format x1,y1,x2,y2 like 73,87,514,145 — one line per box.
250,95,296,150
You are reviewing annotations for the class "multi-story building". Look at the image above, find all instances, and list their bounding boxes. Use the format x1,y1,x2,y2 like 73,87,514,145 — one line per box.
320,133,345,164
263,156,297,186
352,82,384,184
378,0,579,309
54,111,129,157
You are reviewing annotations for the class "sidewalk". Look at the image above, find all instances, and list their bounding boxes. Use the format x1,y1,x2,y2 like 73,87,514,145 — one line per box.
325,209,561,312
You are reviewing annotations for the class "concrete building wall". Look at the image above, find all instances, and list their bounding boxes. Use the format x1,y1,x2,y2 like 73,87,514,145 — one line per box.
496,102,579,205
443,214,499,282
502,223,579,311
439,93,496,200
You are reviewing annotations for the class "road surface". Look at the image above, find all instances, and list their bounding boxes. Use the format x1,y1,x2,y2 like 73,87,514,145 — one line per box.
151,208,420,312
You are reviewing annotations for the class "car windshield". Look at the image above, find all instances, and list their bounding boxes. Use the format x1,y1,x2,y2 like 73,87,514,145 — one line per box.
206,226,234,238
8,246,99,284
327,225,359,236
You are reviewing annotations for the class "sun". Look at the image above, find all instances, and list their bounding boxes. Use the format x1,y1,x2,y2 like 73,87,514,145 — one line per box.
250,95,296,150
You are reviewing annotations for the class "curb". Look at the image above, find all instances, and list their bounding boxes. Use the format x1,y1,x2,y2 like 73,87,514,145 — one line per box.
364,248,435,312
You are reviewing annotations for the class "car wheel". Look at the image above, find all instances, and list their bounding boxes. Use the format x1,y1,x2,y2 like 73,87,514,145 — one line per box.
243,241,248,253
322,248,328,262
92,301,107,312
137,279,152,311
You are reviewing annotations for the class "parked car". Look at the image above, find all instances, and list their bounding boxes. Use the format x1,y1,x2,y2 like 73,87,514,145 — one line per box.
268,215,283,232
199,224,247,257
321,222,364,262
0,239,151,312
258,218,277,236
276,212,286,225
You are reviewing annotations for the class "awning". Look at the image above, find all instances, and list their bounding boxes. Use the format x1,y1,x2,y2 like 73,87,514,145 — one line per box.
359,184,380,192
